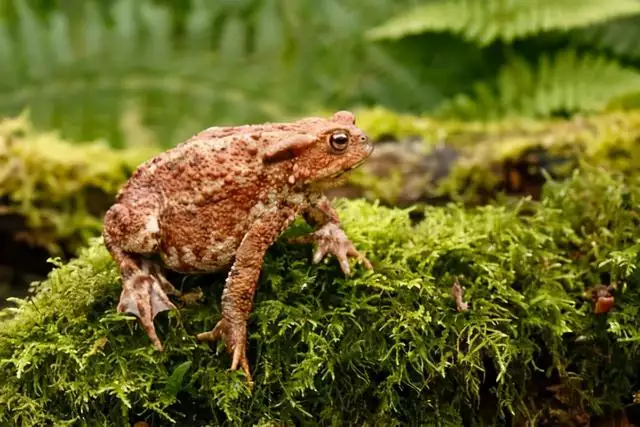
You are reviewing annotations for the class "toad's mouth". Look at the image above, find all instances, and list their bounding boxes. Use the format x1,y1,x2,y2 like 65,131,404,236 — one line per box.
310,144,374,187
311,157,370,190
325,147,373,179
325,158,368,180
331,161,362,178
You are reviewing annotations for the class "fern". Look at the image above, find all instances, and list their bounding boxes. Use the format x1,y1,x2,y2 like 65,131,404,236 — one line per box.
439,50,640,120
367,0,640,45
573,15,640,60
4,0,640,137
0,0,427,148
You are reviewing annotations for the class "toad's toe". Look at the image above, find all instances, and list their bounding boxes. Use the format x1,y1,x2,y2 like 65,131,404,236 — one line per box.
197,319,253,385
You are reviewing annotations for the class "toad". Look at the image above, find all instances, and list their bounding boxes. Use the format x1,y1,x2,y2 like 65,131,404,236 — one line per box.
102,111,373,383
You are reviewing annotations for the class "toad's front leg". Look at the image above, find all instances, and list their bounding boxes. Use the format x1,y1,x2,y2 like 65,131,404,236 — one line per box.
196,206,296,385
290,194,372,276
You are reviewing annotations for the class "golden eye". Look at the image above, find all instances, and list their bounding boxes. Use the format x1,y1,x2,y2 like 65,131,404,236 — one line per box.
329,132,349,152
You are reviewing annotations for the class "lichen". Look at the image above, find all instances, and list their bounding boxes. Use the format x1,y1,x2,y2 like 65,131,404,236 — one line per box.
1,165,638,426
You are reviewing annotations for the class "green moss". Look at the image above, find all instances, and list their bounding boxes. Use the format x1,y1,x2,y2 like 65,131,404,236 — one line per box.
0,165,638,425
0,113,157,254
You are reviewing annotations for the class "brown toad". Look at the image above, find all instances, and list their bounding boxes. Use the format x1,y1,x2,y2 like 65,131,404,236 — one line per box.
102,111,373,383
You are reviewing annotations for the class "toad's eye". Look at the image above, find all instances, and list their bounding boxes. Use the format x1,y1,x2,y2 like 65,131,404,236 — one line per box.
329,132,349,152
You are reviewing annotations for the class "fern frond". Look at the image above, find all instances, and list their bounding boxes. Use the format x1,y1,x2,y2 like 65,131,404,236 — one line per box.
573,15,640,60
0,0,424,148
367,0,640,45
439,50,640,120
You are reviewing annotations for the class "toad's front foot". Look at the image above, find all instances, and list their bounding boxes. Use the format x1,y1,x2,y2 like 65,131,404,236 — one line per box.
117,273,177,351
196,319,252,385
290,222,372,276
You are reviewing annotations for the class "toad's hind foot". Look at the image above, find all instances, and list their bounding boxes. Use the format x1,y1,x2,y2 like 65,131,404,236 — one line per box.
196,319,252,385
117,273,177,351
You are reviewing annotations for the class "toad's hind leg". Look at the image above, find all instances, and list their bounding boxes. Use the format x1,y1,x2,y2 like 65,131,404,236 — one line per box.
103,202,178,350
196,207,296,385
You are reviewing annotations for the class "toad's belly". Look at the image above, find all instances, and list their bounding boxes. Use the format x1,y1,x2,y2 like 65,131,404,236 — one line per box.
157,201,254,274
159,233,242,273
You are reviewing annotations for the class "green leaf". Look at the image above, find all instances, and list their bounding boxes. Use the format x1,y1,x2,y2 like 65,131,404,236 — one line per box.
140,0,172,63
439,50,640,119
218,14,246,62
367,0,640,45
49,12,73,65
0,21,19,87
15,0,49,79
253,0,284,57
164,361,193,398
574,15,640,59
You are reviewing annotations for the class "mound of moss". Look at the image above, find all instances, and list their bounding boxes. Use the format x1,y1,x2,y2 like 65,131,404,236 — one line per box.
0,165,638,426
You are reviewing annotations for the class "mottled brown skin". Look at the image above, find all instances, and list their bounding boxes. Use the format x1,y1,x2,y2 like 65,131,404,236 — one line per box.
102,111,373,384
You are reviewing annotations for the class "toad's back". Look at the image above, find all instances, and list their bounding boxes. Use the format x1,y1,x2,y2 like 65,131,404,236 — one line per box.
133,136,277,273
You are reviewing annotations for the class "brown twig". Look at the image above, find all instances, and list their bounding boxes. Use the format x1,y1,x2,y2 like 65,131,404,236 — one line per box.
451,276,469,312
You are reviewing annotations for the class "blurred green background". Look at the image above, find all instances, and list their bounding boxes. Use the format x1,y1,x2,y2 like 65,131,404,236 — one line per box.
2,0,640,148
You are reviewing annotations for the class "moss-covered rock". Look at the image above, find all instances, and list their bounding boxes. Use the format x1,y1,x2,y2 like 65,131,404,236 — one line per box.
339,107,640,205
1,166,638,426
0,113,156,255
